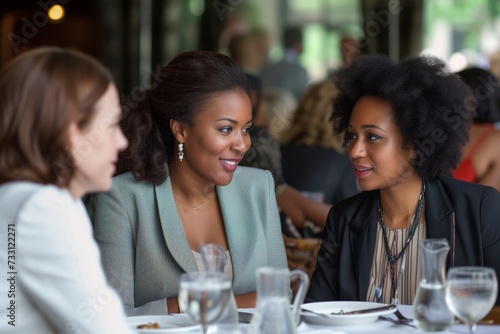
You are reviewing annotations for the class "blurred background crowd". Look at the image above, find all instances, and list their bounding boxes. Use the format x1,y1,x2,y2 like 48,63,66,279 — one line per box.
3,0,500,96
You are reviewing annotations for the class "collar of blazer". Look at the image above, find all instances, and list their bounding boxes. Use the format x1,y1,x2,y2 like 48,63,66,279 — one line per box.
153,170,259,284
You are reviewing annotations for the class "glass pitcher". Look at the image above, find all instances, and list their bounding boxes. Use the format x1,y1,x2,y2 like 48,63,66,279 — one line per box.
199,243,239,329
251,267,309,334
413,239,454,331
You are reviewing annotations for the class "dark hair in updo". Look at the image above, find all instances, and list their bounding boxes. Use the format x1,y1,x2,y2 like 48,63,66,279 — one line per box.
330,54,474,180
117,50,250,185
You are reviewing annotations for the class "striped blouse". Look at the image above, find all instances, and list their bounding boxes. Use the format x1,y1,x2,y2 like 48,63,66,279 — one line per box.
366,220,427,305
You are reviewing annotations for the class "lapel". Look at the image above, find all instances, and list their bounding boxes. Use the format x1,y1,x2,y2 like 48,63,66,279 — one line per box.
154,177,198,273
347,191,379,300
154,172,255,280
217,178,257,285
423,179,455,267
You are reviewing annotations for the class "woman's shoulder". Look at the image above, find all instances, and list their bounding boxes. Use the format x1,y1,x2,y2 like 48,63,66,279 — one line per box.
0,181,69,205
437,176,491,189
433,177,499,201
94,172,158,208
234,165,272,179
112,171,141,184
111,171,156,191
480,128,500,151
230,166,274,190
331,190,375,217
0,182,74,221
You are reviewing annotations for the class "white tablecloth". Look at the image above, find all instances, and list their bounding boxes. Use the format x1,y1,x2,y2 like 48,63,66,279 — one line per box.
295,305,500,334
164,305,500,333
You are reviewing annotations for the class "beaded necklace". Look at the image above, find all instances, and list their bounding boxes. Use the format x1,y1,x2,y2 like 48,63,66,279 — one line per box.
376,179,425,303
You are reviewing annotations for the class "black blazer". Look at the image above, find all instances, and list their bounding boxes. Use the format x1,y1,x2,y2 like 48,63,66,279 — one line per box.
306,177,500,305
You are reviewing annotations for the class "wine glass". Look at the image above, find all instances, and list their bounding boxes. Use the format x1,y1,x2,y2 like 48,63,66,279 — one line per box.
445,266,498,334
179,271,231,334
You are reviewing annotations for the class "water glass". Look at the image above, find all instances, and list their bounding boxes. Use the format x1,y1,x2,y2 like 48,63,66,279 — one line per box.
445,266,498,334
179,272,231,334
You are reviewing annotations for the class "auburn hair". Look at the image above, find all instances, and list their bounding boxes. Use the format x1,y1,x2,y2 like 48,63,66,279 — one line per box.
0,47,113,186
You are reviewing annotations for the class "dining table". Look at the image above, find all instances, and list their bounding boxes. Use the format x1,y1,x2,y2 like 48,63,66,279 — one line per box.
237,305,500,334
293,305,500,334
131,305,500,333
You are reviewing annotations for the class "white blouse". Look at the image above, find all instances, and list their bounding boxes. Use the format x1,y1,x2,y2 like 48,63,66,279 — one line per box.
0,182,133,334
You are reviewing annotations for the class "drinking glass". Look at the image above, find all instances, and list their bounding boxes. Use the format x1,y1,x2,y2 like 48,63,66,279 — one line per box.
445,267,498,334
179,272,231,334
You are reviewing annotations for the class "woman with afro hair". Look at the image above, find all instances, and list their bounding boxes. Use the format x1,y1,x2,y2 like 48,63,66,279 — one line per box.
306,54,500,306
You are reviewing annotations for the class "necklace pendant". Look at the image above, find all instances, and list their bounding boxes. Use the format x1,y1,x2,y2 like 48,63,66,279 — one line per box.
375,286,382,303
389,255,397,264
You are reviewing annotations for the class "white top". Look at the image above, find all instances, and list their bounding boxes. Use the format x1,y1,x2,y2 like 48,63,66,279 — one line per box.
0,182,134,334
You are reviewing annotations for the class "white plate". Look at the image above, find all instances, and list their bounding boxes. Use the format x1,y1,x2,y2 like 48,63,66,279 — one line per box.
126,315,200,333
301,301,396,327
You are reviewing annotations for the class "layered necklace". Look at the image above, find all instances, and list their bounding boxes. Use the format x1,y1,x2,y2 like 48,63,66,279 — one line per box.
376,179,426,304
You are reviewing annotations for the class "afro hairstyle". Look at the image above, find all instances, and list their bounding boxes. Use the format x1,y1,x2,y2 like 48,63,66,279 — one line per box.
330,54,474,180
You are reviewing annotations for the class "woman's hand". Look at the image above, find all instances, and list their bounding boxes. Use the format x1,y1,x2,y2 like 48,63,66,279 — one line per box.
167,297,180,314
234,292,257,308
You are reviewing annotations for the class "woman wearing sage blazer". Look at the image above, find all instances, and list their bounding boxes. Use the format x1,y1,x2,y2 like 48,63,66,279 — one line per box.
92,50,288,315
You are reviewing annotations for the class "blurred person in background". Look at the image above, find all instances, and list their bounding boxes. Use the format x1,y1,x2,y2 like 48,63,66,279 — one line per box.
454,67,500,191
340,35,362,67
281,80,359,208
249,28,272,71
262,87,297,139
488,50,500,83
239,73,331,237
260,26,309,101
228,33,261,74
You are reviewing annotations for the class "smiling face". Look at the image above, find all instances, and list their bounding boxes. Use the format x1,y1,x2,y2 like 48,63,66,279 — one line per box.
346,95,416,191
69,84,128,198
172,89,252,187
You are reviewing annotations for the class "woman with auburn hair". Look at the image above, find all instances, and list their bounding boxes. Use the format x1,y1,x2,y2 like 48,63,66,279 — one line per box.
0,47,131,333
91,50,288,315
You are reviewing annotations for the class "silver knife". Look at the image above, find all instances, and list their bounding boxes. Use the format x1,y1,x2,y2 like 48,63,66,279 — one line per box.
341,304,396,315
301,304,396,317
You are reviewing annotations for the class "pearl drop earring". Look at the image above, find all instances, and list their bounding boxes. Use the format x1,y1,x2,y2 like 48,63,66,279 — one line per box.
178,143,184,162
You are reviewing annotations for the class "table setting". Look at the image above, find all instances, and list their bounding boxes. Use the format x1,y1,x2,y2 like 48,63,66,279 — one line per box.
125,241,500,333
293,304,500,333
125,304,500,333
125,271,500,334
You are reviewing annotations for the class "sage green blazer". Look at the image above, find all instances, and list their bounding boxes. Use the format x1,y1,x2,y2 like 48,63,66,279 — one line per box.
92,166,288,315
